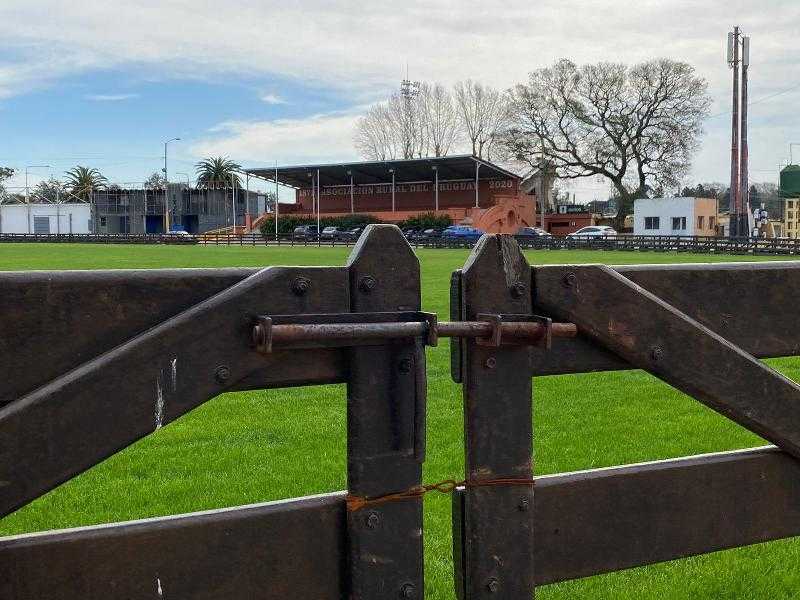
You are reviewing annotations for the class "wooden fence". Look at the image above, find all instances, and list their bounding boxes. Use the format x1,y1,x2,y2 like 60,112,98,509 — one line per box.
2,225,800,598
4,230,800,255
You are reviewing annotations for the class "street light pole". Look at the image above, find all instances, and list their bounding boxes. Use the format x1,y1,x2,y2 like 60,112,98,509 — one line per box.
25,164,51,233
163,137,180,232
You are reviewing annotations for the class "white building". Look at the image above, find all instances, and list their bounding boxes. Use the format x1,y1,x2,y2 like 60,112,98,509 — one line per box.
0,203,91,234
633,197,718,237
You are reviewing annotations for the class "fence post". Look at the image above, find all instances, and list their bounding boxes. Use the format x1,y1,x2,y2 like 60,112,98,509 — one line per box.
452,234,535,599
345,225,426,599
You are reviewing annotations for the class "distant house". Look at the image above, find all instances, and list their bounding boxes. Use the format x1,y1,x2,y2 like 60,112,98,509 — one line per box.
633,197,718,237
0,202,91,234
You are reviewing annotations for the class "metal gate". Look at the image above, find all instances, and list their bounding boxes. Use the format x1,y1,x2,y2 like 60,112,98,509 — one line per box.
2,224,800,598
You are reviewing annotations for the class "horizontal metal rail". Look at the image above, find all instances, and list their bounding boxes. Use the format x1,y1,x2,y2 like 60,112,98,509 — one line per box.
252,318,577,352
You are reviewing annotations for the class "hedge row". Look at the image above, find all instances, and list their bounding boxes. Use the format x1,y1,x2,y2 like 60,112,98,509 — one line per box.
260,212,453,236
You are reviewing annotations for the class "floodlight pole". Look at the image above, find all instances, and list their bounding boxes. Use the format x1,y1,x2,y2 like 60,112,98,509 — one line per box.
163,137,180,232
275,161,279,241
316,168,321,246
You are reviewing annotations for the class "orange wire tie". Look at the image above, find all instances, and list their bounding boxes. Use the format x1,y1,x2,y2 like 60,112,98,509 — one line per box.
346,477,535,512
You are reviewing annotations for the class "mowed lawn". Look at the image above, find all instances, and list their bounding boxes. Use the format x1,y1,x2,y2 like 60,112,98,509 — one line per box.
3,242,800,599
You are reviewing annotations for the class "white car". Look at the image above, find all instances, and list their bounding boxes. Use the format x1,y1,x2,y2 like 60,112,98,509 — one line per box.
567,226,617,238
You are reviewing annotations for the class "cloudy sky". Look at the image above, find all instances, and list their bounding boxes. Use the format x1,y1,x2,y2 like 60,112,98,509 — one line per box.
1,0,798,199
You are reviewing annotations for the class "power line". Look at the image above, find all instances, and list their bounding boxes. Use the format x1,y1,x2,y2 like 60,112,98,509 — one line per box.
708,81,800,119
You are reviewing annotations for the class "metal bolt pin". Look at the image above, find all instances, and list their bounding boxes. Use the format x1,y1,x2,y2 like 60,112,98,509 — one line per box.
359,276,377,293
400,583,416,599
511,281,527,299
484,357,497,369
563,272,577,288
366,511,380,529
518,497,530,512
398,358,413,374
214,365,231,384
650,346,664,362
292,276,311,296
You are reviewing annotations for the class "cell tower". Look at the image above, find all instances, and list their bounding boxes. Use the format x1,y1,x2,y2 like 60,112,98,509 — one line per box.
400,72,420,159
727,27,751,237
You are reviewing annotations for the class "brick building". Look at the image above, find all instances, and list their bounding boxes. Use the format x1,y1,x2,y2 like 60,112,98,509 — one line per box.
246,155,538,234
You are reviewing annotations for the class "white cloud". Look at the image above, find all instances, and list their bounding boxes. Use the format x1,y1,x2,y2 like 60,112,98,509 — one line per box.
1,0,799,184
260,93,287,105
85,93,139,101
190,111,360,166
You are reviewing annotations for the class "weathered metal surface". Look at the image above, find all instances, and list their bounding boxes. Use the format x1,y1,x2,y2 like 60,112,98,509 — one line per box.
345,225,425,599
455,235,535,599
251,314,574,353
531,261,800,375
0,492,347,599
533,446,800,585
0,266,349,518
535,264,800,458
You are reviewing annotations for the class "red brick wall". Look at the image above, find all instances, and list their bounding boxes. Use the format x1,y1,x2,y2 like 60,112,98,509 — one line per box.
294,179,519,214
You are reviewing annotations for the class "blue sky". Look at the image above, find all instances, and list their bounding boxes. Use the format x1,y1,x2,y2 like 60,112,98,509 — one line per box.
1,0,798,200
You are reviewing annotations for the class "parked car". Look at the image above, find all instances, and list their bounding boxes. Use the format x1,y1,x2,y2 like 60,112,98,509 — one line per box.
293,225,319,240
442,226,485,242
343,227,363,241
566,226,617,238
402,228,419,239
321,226,341,240
515,226,551,238
419,227,444,240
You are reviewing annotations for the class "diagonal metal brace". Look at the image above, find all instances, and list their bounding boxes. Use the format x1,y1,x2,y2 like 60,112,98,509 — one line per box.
534,264,800,459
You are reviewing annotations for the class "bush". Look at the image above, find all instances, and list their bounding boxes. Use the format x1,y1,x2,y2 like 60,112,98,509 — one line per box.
396,212,453,231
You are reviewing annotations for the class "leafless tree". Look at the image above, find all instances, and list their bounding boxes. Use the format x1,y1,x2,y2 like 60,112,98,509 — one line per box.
503,59,710,228
453,80,509,160
354,102,401,160
419,83,461,157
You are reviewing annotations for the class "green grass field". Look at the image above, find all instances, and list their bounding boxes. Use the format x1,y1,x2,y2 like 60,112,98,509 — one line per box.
2,243,800,599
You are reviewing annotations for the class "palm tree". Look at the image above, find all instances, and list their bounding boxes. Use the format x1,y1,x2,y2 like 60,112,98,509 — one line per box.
195,157,242,188
64,166,107,200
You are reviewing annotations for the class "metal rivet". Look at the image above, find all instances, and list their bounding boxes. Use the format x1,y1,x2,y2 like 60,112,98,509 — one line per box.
484,357,496,369
650,346,664,361
511,281,527,299
292,276,311,296
563,272,577,288
359,275,377,293
518,497,530,512
486,577,500,593
400,583,416,599
214,365,231,384
366,511,380,529
398,358,413,374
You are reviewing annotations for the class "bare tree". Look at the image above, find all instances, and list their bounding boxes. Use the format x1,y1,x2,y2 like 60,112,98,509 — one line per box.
503,59,710,228
354,102,401,160
419,83,461,157
453,80,509,160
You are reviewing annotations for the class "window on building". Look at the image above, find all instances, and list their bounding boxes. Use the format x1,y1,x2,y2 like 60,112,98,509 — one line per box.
789,201,795,209
644,216,659,230
697,216,705,229
709,216,716,228
789,211,795,220
672,216,687,230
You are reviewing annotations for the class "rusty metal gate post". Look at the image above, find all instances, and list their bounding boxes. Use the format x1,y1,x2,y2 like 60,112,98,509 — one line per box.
346,225,426,599
452,235,535,598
